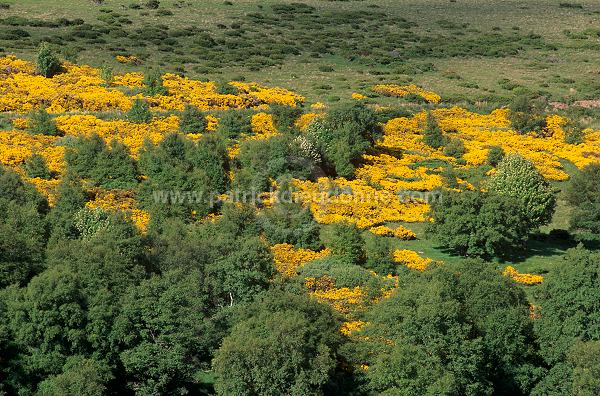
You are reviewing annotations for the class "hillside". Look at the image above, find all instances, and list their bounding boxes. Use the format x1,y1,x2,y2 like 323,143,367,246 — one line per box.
0,1,600,395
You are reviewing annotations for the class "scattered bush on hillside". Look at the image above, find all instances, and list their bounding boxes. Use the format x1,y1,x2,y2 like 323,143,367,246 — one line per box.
37,42,61,78
128,99,152,123
28,108,61,136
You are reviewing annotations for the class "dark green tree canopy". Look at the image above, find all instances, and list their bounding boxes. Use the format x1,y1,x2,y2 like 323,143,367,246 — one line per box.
426,190,531,258
565,163,600,242
213,290,342,396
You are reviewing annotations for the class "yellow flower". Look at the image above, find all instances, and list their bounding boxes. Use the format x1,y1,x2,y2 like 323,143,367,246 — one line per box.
393,249,433,271
271,243,330,277
373,84,441,103
116,55,140,64
340,320,366,336
503,266,543,285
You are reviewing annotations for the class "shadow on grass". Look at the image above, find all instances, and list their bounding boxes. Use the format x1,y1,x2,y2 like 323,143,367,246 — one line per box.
429,231,591,267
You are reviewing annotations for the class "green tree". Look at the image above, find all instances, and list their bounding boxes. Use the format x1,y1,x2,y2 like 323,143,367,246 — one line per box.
66,135,138,189
320,222,365,264
46,173,87,241
532,247,600,395
64,134,105,178
128,99,152,123
179,104,207,134
259,201,321,250
362,260,540,395
565,163,600,242
138,134,227,225
0,199,47,287
90,139,138,189
534,247,600,365
24,153,52,179
0,167,48,287
149,204,273,305
213,291,342,396
423,111,446,149
5,266,88,380
306,103,381,178
426,190,530,258
0,166,48,212
363,232,395,275
235,134,315,193
187,134,229,193
36,42,61,78
112,270,212,395
486,154,556,229
29,108,60,136
36,357,113,396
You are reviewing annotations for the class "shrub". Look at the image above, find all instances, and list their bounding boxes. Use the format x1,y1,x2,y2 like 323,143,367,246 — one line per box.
216,110,252,139
179,105,207,134
216,82,239,95
443,138,465,158
128,99,152,123
486,146,505,166
320,222,365,264
270,104,303,132
143,69,167,96
145,0,160,9
423,112,446,149
564,121,584,145
36,42,61,78
259,201,321,250
508,93,548,134
235,135,314,193
28,108,60,136
24,154,52,179
90,140,139,189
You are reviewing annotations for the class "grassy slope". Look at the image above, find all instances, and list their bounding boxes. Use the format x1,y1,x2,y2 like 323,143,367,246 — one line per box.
1,0,599,105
